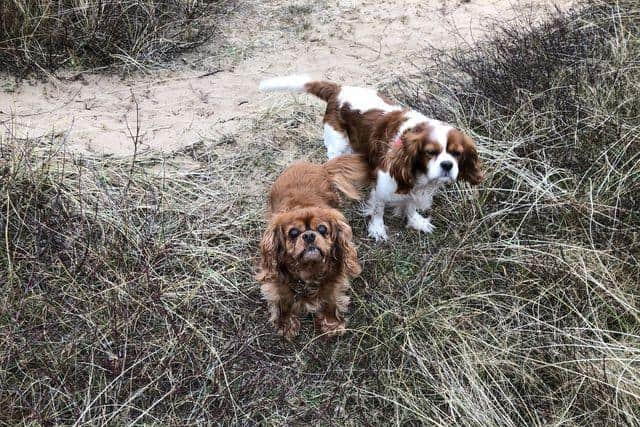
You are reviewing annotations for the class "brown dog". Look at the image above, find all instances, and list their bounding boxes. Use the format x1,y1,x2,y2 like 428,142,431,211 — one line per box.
256,154,369,340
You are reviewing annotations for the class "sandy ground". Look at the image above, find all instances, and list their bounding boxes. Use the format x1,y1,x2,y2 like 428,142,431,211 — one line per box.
0,0,570,155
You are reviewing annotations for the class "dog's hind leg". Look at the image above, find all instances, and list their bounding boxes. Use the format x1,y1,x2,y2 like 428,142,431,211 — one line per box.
323,123,352,159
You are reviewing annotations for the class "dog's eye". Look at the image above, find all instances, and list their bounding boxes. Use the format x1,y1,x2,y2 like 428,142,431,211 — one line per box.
288,228,300,239
317,224,327,235
426,150,439,156
450,151,462,157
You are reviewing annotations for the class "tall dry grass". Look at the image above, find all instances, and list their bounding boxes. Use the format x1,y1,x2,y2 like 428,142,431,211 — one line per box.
0,0,226,75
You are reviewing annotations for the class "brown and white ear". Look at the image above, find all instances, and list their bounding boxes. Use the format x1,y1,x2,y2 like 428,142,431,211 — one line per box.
331,215,361,277
256,219,286,284
458,134,483,185
387,135,420,194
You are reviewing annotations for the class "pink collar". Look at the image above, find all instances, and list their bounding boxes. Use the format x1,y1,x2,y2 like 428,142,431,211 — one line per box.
393,138,403,147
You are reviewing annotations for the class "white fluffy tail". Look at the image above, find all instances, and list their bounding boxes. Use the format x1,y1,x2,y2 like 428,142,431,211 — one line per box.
259,74,312,93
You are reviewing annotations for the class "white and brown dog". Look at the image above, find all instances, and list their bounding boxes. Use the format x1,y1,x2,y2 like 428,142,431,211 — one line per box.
259,75,483,241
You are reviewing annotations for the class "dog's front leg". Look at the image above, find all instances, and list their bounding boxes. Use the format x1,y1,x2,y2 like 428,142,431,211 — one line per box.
405,202,435,234
365,187,388,241
314,277,350,337
261,281,301,340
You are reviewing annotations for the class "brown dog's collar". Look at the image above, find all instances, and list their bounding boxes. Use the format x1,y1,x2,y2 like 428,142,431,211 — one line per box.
291,279,320,300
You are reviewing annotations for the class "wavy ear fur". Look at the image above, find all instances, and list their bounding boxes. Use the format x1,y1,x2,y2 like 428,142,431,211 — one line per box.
458,134,483,185
330,215,361,277
387,134,421,194
256,219,286,283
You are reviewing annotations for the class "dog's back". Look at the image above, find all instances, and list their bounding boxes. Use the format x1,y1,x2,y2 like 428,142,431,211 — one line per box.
268,154,370,214
259,75,406,162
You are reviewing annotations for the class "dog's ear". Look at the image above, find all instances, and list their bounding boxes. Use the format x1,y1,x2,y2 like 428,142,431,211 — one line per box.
256,217,286,283
330,213,361,277
387,132,422,194
458,133,483,185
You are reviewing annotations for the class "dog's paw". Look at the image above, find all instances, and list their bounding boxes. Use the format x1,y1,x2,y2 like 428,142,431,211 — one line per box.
407,215,435,234
368,219,388,242
276,315,301,341
315,315,346,337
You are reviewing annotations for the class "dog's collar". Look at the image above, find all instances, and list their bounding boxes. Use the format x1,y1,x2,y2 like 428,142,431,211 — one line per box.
291,279,320,300
393,137,403,147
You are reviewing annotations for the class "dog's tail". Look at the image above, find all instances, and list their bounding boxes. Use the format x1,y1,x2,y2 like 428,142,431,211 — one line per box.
259,74,340,102
323,154,371,200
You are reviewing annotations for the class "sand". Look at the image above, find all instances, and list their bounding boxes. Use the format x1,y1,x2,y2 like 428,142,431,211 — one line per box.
0,0,571,155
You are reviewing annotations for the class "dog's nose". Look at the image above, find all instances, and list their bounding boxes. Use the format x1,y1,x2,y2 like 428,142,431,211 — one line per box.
440,161,453,172
302,231,316,244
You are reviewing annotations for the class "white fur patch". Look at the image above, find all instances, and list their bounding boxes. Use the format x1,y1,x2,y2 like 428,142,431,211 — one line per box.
368,217,388,241
429,124,451,144
363,172,398,242
363,169,445,241
394,112,452,143
373,170,398,200
337,86,402,113
406,211,435,234
427,123,457,181
323,123,352,159
393,110,430,141
259,74,312,93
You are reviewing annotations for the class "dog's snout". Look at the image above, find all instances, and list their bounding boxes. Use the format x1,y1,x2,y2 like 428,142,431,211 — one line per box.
302,231,316,244
440,161,453,172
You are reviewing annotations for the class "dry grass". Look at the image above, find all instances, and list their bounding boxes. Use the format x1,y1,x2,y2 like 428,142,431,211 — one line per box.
0,0,227,75
2,0,640,424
